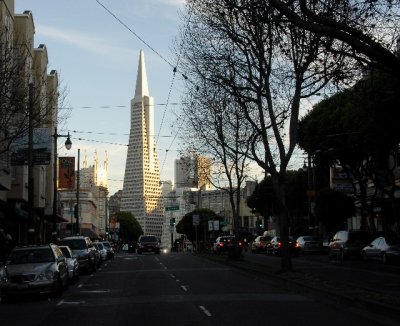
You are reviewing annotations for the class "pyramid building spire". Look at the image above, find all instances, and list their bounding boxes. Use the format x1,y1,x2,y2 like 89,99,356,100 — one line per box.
121,50,164,237
134,49,149,98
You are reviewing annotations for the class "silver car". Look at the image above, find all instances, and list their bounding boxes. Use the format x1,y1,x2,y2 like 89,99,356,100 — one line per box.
94,242,108,262
58,246,79,282
58,236,97,273
0,244,68,303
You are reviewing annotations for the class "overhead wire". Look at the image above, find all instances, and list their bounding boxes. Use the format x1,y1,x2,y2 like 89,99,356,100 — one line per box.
93,0,195,185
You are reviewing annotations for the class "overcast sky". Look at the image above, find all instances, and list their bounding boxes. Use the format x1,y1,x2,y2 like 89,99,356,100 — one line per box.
15,0,186,196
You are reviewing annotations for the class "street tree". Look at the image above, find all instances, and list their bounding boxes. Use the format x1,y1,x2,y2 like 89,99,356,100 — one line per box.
314,188,355,237
114,211,143,243
176,208,220,245
298,71,400,231
177,0,346,271
178,84,254,257
0,34,70,161
268,0,400,78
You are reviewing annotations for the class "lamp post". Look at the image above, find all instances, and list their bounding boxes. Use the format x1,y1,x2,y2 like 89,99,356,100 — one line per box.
53,127,72,240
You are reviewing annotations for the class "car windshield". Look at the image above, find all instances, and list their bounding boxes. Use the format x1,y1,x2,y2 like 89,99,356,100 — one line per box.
102,242,112,248
59,239,86,250
140,237,157,242
303,236,316,241
96,243,104,249
59,247,72,258
7,248,54,264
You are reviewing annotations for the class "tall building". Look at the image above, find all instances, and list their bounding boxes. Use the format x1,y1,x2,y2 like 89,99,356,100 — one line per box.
175,155,211,190
121,50,164,237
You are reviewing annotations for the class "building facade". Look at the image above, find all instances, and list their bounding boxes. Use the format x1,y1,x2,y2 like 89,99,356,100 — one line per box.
0,2,61,245
121,50,164,238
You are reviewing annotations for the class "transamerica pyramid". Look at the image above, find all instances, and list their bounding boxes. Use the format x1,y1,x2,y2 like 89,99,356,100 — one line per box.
121,50,164,238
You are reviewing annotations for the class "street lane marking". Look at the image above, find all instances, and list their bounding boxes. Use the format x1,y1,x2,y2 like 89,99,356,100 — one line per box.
170,274,175,279
80,290,110,293
58,300,85,306
181,285,188,292
199,305,212,317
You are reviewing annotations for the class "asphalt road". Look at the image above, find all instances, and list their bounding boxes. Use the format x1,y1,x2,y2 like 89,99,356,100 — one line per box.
0,251,398,326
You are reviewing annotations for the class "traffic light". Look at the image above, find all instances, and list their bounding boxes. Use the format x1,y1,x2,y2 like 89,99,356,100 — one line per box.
170,217,176,226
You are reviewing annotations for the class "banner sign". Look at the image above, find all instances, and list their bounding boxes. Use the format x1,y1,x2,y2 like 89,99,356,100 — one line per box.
58,157,75,189
11,128,52,165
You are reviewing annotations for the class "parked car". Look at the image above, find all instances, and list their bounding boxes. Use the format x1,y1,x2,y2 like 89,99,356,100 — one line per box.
296,236,324,254
101,241,115,259
58,236,97,273
251,235,271,253
328,230,374,259
0,244,69,302
361,236,400,264
58,245,79,283
137,235,160,254
266,236,300,256
94,242,108,262
213,236,242,254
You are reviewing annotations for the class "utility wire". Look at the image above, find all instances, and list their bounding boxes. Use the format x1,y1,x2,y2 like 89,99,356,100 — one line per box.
95,0,174,68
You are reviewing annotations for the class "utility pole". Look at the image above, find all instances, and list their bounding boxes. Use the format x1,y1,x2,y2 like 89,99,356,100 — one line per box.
28,83,35,244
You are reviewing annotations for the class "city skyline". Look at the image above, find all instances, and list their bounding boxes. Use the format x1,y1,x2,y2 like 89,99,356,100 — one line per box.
14,0,186,197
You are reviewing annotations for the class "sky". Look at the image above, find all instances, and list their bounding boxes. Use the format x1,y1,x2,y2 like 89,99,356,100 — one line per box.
15,0,187,196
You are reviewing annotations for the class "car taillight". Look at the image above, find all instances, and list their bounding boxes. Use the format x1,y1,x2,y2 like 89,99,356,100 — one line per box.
238,241,243,246
278,242,282,248
295,242,300,248
219,243,224,247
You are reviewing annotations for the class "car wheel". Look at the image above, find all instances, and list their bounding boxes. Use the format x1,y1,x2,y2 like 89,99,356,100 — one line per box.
382,252,388,265
51,278,63,298
362,251,368,262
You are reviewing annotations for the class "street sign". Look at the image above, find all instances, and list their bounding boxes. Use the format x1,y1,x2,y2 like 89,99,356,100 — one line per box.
165,205,179,211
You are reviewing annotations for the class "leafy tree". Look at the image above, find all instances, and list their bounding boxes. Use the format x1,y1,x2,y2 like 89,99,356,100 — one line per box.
114,211,143,243
176,208,220,243
314,189,355,237
298,71,400,230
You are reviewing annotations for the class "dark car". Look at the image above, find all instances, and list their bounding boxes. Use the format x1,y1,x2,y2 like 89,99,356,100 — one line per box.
0,244,69,302
137,235,160,254
296,236,324,254
58,236,97,273
212,236,242,254
361,236,400,264
266,236,300,256
328,230,374,259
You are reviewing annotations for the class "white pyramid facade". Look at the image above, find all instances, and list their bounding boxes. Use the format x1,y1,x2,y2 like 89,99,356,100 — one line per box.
121,50,164,237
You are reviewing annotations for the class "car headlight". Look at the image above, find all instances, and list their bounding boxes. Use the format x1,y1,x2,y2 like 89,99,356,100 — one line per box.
38,269,55,281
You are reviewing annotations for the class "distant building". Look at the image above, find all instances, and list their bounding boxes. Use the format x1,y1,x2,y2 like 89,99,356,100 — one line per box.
121,50,164,238
175,156,211,190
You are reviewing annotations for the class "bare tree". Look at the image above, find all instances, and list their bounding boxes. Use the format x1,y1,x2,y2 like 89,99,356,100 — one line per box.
179,82,253,255
268,0,400,77
0,37,70,164
177,0,349,271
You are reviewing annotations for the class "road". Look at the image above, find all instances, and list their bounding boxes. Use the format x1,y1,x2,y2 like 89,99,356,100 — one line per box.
0,251,398,326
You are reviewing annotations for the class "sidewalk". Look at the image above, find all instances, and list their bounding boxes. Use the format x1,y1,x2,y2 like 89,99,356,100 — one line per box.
197,251,400,320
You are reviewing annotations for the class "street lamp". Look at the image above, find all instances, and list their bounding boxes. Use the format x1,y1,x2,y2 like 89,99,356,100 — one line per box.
53,127,72,240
